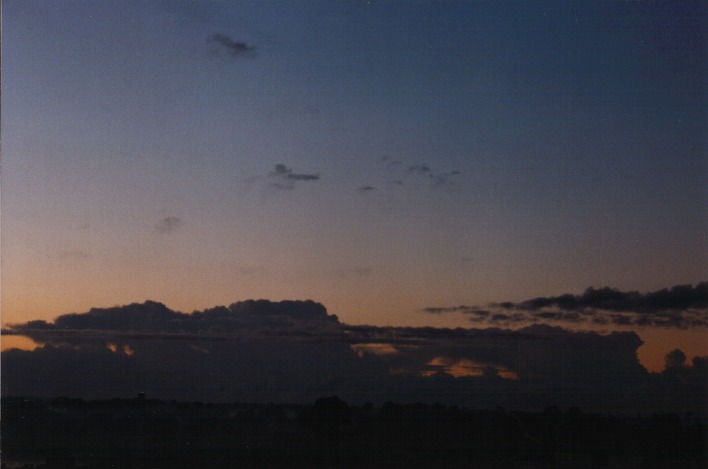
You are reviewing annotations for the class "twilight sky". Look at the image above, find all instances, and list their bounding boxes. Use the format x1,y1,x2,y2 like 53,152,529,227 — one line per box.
2,1,706,372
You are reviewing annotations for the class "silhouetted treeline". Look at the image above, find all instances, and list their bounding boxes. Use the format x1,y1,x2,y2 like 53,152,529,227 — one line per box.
3,395,706,468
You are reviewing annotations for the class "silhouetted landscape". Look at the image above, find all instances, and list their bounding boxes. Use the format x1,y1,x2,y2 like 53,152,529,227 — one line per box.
3,395,706,468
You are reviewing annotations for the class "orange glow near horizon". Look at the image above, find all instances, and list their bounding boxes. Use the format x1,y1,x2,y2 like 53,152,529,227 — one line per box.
1,335,41,352
351,342,399,357
423,357,519,380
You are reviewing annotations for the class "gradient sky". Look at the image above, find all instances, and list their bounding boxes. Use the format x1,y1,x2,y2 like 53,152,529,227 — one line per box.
2,1,706,371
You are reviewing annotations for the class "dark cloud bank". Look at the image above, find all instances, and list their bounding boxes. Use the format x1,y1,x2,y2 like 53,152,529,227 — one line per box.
424,283,708,329
4,297,706,415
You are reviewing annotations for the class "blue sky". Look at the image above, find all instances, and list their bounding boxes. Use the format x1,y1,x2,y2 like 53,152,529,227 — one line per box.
2,1,706,367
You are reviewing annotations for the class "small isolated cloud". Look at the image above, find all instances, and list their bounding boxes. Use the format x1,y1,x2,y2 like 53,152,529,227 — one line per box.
156,216,182,234
429,170,461,186
408,164,431,175
357,185,376,192
269,164,320,190
273,164,319,181
207,33,255,58
407,163,461,184
423,283,708,329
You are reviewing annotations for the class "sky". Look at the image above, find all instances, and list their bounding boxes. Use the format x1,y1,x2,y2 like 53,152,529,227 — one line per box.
1,0,706,379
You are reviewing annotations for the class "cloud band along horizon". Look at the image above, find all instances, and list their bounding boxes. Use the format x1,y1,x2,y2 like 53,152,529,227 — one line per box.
3,298,706,413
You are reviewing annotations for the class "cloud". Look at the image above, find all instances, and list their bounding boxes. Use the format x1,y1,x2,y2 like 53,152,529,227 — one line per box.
408,164,431,175
268,164,320,190
407,164,461,185
7,300,337,338
156,216,182,234
428,170,461,186
354,158,460,196
390,159,461,187
664,349,687,371
423,283,708,329
206,33,255,58
2,300,384,403
273,164,319,181
513,283,708,312
2,300,705,413
657,349,708,410
421,305,485,315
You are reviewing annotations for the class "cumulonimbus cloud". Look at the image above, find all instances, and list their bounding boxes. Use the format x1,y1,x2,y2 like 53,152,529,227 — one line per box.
422,283,708,329
2,299,706,412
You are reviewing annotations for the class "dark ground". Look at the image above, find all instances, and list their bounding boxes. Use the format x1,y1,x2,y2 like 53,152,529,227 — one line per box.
2,395,706,468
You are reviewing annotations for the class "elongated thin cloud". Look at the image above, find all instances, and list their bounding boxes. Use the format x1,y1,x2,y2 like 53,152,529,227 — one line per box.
269,164,320,190
207,33,255,58
422,305,476,314
422,283,708,329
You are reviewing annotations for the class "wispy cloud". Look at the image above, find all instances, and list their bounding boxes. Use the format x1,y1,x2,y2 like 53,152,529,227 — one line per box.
268,164,320,190
407,164,460,186
207,33,255,58
428,170,461,186
373,157,460,190
422,305,478,314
